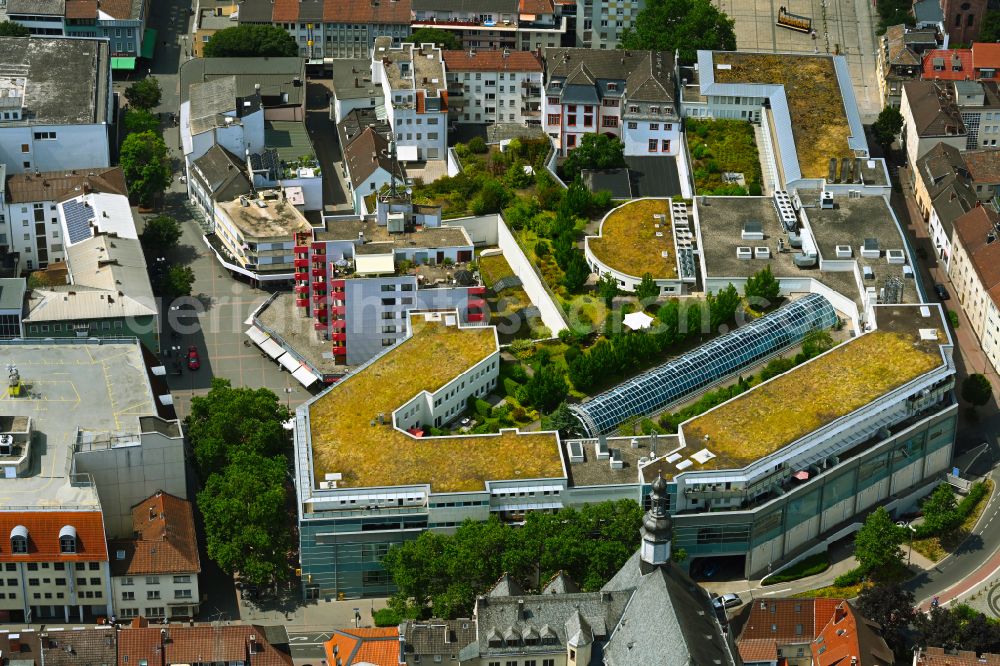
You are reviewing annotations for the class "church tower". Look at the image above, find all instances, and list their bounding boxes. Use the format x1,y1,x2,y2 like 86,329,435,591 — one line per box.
640,474,672,572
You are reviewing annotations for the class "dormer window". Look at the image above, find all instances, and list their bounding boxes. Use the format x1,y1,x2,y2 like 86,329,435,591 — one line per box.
607,82,618,91
10,525,28,554
59,525,77,554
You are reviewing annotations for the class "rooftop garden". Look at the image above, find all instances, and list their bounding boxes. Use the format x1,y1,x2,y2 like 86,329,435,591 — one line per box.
589,199,677,280
682,330,944,470
712,53,852,180
479,252,548,342
686,118,763,195
308,317,563,492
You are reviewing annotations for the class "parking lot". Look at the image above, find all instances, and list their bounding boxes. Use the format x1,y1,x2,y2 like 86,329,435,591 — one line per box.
716,0,882,120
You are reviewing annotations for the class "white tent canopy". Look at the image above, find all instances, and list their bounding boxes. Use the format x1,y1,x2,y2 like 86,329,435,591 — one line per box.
623,311,655,331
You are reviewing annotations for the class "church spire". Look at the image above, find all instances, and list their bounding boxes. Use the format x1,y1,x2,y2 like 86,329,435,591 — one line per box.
640,474,672,571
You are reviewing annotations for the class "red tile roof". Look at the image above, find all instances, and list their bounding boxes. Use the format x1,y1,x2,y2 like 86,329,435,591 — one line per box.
973,42,1000,70
272,0,300,22
324,628,399,666
962,149,1000,183
916,647,1000,666
519,0,554,14
109,491,200,576
323,0,411,25
0,510,108,562
922,48,974,81
442,50,543,72
118,625,293,666
737,637,778,663
811,602,893,666
65,0,97,19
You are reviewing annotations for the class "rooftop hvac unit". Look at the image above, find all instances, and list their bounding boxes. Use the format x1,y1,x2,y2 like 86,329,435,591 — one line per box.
835,245,852,258
736,246,753,260
860,238,881,260
886,249,906,265
567,440,584,464
596,436,609,460
609,449,623,470
319,481,338,490
820,191,834,209
0,434,12,456
754,246,770,259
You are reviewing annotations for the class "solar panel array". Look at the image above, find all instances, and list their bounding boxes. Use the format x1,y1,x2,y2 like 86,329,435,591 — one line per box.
569,292,838,436
62,199,95,245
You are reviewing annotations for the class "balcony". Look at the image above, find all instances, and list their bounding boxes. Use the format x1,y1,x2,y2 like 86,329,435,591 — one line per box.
331,279,346,289
293,245,309,254
468,286,486,295
311,267,326,277
331,345,347,356
294,271,309,281
468,297,486,310
331,320,346,330
314,321,328,330
313,293,327,303
468,312,485,322
312,281,327,292
311,242,326,253
331,332,346,342
294,258,309,268
330,305,346,316
312,253,326,263
296,298,309,308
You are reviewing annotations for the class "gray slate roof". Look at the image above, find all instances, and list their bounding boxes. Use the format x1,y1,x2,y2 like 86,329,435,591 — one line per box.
192,145,252,201
543,48,676,105
541,571,580,595
179,57,306,106
488,573,524,597
412,0,517,12
400,620,476,659
8,0,64,14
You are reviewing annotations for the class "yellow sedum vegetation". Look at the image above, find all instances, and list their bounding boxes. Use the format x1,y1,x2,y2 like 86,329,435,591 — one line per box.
683,331,944,470
308,317,563,492
712,53,852,180
589,198,677,280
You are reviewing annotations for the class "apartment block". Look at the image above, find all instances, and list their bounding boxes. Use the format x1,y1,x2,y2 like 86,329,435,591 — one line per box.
877,24,940,108
947,205,1000,375
443,49,543,125
4,167,128,269
373,37,449,161
411,0,566,51
237,0,411,59
541,48,678,156
902,80,967,173
109,491,201,621
0,37,112,175
575,0,643,49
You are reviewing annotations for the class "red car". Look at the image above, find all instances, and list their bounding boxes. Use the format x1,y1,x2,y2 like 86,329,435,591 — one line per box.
186,346,201,370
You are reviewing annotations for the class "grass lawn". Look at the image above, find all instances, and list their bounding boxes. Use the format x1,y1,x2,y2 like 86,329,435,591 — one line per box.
711,52,852,180
911,479,995,562
762,552,830,585
479,253,545,341
792,582,867,599
588,199,676,280
687,118,762,195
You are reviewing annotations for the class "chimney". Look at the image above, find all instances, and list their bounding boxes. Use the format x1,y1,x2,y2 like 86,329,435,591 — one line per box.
517,599,525,620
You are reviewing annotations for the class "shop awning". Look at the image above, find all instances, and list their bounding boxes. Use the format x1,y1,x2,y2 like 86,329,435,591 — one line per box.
141,28,157,59
277,353,301,373
292,365,319,387
246,325,269,345
112,57,136,71
259,337,285,359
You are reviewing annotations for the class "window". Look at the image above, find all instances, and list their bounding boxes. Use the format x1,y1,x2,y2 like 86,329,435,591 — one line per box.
648,138,658,152
89,577,101,586
603,116,618,127
584,112,593,126
144,607,165,617
173,575,191,584
628,105,639,113
547,114,560,125
567,135,576,148
33,131,56,140
650,123,659,130
28,578,38,586
122,591,135,600
147,590,161,600
11,534,27,554
567,112,577,125
119,608,138,619
20,144,28,153
145,576,159,585
59,533,76,554
607,82,618,91
121,577,134,586
661,139,670,151
175,589,192,599
547,97,559,105
627,121,637,129
89,562,99,570
650,106,660,113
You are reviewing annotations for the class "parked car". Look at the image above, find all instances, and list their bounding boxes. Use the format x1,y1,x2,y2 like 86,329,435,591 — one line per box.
934,283,950,300
186,346,201,370
712,593,743,609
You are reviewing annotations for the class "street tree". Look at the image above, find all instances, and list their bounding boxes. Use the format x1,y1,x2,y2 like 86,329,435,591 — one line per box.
872,106,904,149
119,130,171,207
203,25,298,57
622,0,736,64
634,272,660,304
920,483,958,534
161,265,196,299
0,21,29,36
197,449,291,585
562,134,626,180
980,10,1000,42
406,28,461,50
856,583,915,654
140,215,182,255
854,507,905,579
961,373,993,407
916,606,962,650
186,378,291,478
123,77,162,110
123,108,160,135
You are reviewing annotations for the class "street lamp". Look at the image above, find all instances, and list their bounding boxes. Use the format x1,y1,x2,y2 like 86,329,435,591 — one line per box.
906,524,917,566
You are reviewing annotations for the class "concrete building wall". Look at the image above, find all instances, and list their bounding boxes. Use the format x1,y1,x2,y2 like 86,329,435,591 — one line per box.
0,124,111,176
497,215,568,335
24,316,159,355
0,560,113,623
5,198,64,268
73,429,187,539
110,572,200,619
574,0,644,49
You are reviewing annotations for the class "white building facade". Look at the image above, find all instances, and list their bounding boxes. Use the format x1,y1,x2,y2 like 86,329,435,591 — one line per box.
444,50,543,125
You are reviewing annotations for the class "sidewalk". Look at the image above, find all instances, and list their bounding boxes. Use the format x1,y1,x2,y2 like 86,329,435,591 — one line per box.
237,594,390,632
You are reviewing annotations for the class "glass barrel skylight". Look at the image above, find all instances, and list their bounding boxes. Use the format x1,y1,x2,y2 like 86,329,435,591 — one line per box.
569,292,838,436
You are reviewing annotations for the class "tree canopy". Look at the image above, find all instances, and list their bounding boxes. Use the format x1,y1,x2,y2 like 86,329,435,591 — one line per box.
119,130,171,207
204,25,299,58
622,0,736,64
187,378,291,478
562,134,626,181
0,21,29,37
123,77,162,111
856,583,915,655
872,106,904,148
382,501,643,619
406,27,461,50
123,108,160,136
962,373,993,407
853,507,905,579
744,265,781,306
197,449,291,585
634,273,659,303
140,215,182,255
980,10,1000,42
